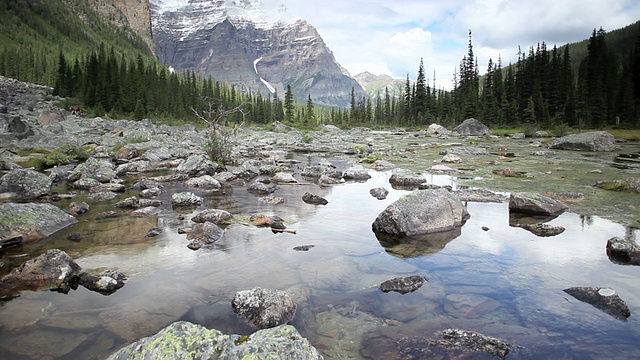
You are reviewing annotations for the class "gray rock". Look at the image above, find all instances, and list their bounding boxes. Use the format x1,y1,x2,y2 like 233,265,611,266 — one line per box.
0,249,81,296
533,130,549,138
441,154,462,163
515,223,566,237
453,118,491,136
302,192,328,205
509,192,569,216
235,160,261,179
511,132,526,139
107,321,322,360
564,287,630,320
272,172,298,183
454,188,508,203
370,159,396,171
388,171,426,189
594,178,640,193
185,175,222,189
429,328,519,358
0,168,52,199
131,206,161,217
191,209,233,224
248,180,279,194
369,187,389,200
342,169,371,181
249,214,286,229
65,201,90,216
372,189,470,237
69,157,116,183
187,222,224,244
379,275,428,294
177,154,218,176
113,196,139,209
427,123,449,136
549,131,618,152
606,237,640,265
214,171,237,183
232,287,297,329
76,270,127,295
0,202,77,241
171,192,203,207
69,177,102,190
115,160,150,175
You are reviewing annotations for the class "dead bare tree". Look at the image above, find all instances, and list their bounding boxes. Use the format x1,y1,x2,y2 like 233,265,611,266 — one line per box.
192,101,246,165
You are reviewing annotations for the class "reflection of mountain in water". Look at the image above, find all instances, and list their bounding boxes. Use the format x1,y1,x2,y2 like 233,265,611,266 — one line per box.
374,228,462,258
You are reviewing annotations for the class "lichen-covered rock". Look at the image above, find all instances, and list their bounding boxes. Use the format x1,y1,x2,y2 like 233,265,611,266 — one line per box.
272,172,298,183
108,321,322,360
429,328,519,358
0,168,52,200
509,192,569,216
171,192,203,207
184,175,221,189
594,178,640,193
249,214,286,229
76,270,127,295
65,201,90,216
606,237,640,265
232,287,297,329
342,169,371,181
247,179,279,194
191,209,233,224
549,131,618,152
453,118,491,136
69,157,116,183
186,222,224,244
372,188,470,237
379,275,428,294
0,202,77,241
564,287,630,320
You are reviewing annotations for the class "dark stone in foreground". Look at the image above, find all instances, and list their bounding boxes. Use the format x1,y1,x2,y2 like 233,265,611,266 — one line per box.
0,249,80,295
302,192,328,205
76,270,127,295
107,321,322,360
564,287,630,321
232,287,297,329
606,236,640,265
379,275,428,294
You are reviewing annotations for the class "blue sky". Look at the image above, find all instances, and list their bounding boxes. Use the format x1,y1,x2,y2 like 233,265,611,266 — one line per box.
283,0,640,89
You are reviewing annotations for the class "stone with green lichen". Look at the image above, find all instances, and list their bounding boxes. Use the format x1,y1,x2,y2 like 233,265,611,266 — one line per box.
0,202,77,241
107,321,323,360
594,178,640,193
0,168,52,199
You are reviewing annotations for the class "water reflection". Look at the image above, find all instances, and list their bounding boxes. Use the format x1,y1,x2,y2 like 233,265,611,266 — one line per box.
0,160,639,359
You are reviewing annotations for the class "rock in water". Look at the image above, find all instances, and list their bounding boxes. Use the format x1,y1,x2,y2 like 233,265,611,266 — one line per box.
379,275,428,294
0,202,77,241
232,287,297,329
509,192,569,216
606,237,640,265
0,249,81,295
564,287,631,320
0,169,52,200
107,321,322,360
372,188,470,237
302,192,328,205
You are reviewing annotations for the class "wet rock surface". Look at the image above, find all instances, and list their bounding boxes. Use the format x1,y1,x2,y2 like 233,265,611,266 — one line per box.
515,223,566,237
302,191,328,205
232,287,297,329
606,236,640,265
379,275,428,294
564,287,631,321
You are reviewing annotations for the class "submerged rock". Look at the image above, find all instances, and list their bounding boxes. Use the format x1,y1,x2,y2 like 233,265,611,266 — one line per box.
379,275,428,294
372,188,469,237
232,287,297,329
107,321,322,360
606,237,640,265
549,131,618,152
429,328,519,358
0,249,81,295
509,192,569,216
564,287,630,321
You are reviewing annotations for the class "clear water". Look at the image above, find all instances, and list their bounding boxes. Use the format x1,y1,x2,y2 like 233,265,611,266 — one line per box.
0,163,639,359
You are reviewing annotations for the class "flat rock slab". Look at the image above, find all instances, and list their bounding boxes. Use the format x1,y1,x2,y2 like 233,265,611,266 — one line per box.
549,131,618,152
379,275,428,294
0,202,77,241
509,192,569,216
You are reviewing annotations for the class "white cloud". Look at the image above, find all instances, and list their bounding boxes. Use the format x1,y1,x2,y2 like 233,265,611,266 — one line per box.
282,0,640,90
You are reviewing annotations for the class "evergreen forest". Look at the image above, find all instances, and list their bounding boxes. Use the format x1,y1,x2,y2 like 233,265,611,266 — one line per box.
1,0,640,132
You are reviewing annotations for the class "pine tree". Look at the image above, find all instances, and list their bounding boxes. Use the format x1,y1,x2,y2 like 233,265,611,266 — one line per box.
284,84,294,122
414,58,428,121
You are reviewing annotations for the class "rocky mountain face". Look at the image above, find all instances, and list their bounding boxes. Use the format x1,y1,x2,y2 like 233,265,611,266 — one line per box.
150,0,363,107
354,71,406,100
80,0,156,55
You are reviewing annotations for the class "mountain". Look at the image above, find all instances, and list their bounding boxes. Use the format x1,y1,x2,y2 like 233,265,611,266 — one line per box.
354,71,407,100
150,0,364,107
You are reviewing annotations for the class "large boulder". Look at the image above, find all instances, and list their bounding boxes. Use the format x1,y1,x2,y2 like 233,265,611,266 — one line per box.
453,118,491,136
232,287,297,329
0,249,81,295
549,131,617,151
372,188,470,237
177,154,218,176
191,209,233,224
508,192,569,216
69,157,116,183
108,321,322,360
0,168,52,200
0,202,77,241
388,171,426,189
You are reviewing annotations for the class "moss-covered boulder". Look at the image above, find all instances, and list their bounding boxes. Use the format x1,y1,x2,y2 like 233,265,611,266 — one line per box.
107,321,323,360
594,178,640,193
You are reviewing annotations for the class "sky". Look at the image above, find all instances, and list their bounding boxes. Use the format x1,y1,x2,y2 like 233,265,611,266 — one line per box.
282,0,640,89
